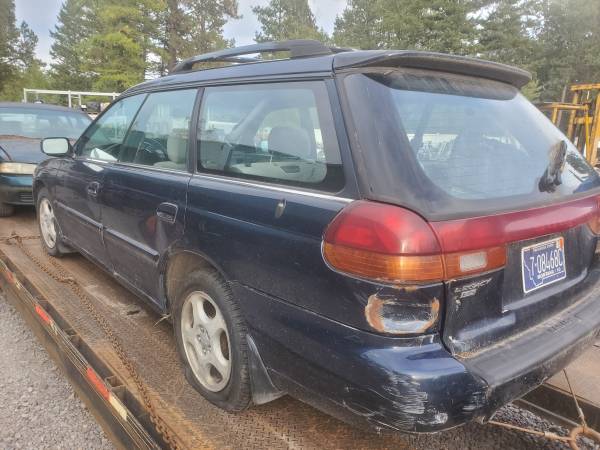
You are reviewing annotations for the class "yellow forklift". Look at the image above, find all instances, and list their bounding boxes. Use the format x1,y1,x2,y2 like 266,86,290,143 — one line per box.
539,83,600,165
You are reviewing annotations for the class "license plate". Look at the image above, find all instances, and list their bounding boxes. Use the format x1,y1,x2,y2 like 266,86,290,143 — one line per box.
522,237,566,294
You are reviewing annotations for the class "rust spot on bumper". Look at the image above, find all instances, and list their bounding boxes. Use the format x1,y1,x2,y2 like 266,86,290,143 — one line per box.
365,292,440,334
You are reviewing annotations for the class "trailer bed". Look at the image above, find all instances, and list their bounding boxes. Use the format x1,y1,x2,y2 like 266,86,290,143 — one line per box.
1,210,599,449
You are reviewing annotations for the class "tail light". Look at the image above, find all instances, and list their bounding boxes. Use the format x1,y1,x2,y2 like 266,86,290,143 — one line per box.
324,197,600,335
323,200,506,284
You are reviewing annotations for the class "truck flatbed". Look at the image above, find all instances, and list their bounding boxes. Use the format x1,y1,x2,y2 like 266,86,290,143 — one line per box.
1,210,599,449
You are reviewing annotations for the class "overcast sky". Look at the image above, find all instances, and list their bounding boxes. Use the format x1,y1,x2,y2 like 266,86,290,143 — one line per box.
15,0,348,64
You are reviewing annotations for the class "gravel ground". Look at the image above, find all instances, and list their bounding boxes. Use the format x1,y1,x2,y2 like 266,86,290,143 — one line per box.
0,295,113,450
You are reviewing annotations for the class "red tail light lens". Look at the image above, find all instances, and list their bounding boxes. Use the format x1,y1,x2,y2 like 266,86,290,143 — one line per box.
324,200,441,255
323,201,506,284
324,196,600,284
324,201,445,283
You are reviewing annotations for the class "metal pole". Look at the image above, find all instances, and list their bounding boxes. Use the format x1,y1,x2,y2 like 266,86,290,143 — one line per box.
68,92,72,108
22,89,27,103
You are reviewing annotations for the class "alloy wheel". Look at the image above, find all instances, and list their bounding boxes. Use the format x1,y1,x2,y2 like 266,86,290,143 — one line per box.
180,291,232,392
39,198,57,249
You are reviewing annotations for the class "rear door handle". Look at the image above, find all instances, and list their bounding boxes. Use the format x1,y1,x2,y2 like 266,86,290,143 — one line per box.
87,181,100,197
156,202,178,224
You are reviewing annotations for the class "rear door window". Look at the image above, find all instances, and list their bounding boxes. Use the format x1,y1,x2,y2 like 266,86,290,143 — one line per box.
196,81,344,192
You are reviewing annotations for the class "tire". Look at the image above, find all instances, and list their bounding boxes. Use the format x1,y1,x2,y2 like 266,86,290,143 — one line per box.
172,269,251,412
0,203,15,217
36,188,70,257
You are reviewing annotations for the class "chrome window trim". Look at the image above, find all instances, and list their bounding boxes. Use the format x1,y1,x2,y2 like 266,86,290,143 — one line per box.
112,161,191,175
75,156,191,176
191,172,353,203
75,157,112,165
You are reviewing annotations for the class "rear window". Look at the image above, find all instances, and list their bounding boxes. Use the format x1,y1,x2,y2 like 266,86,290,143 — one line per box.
343,69,600,219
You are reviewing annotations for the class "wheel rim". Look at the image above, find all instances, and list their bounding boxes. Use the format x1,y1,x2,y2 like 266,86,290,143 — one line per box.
181,291,232,392
39,198,57,249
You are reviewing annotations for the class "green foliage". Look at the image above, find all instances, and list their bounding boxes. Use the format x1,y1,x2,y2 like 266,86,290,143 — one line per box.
534,0,600,101
334,0,480,54
49,0,98,90
253,0,327,43
333,0,384,49
0,0,598,105
81,0,158,92
13,21,39,71
0,0,18,91
154,0,239,74
0,10,48,102
477,0,541,67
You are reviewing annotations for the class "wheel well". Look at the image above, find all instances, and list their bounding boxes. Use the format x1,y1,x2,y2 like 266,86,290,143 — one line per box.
32,180,45,203
164,251,219,312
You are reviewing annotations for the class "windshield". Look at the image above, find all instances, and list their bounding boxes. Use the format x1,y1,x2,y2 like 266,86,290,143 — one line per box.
343,69,600,219
0,107,91,140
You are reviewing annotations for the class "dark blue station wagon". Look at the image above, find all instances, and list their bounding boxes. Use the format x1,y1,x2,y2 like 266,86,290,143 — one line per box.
34,40,600,433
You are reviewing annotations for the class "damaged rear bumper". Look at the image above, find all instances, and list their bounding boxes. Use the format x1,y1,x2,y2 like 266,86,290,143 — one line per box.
234,282,600,433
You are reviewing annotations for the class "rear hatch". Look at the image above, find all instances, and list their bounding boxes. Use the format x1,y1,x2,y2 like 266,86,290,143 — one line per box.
339,67,600,355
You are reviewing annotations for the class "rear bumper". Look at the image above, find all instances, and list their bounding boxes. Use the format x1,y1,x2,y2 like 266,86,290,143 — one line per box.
234,276,600,433
461,264,600,418
0,175,34,205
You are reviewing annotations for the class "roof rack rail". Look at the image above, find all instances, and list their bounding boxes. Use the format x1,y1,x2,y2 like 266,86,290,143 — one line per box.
171,40,351,73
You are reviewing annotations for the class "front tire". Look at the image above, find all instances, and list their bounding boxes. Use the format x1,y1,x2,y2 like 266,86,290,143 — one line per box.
36,188,69,257
173,269,251,412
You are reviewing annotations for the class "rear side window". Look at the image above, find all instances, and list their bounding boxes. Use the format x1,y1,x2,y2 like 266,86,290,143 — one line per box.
196,81,344,191
77,94,145,161
119,89,197,170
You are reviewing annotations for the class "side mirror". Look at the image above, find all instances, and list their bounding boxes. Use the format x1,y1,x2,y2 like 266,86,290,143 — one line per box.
41,137,72,157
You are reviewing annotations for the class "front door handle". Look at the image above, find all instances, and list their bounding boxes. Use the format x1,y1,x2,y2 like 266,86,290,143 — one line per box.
87,181,100,197
156,202,178,224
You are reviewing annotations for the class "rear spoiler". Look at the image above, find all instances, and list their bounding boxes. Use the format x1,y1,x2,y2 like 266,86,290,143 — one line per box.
333,51,532,89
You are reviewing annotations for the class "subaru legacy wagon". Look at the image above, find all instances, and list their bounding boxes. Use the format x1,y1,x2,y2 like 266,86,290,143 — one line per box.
34,40,600,433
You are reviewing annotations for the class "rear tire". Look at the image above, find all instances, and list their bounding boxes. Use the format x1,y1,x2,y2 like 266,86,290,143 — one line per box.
0,203,15,217
172,269,251,412
36,188,70,257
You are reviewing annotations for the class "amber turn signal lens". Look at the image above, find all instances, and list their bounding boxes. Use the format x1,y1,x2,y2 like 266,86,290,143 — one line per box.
443,246,507,280
323,242,445,283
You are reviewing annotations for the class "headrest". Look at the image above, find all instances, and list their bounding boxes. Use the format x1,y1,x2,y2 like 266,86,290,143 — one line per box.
166,129,188,164
268,126,312,160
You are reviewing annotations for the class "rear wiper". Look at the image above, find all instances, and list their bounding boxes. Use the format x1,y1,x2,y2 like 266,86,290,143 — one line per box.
539,140,567,193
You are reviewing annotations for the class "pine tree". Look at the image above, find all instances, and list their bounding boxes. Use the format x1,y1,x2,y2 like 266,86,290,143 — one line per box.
0,0,18,91
82,0,159,91
477,0,541,67
149,0,240,76
334,0,481,55
13,21,39,71
253,0,327,43
49,0,97,90
0,13,48,101
333,0,384,49
535,0,600,101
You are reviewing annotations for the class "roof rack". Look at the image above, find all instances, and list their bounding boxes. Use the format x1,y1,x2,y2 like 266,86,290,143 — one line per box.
171,40,351,74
